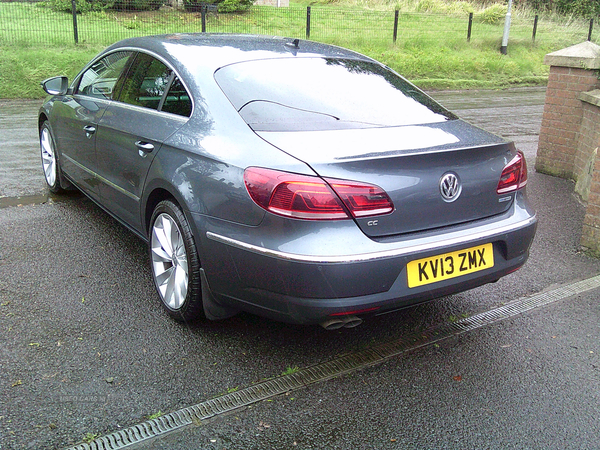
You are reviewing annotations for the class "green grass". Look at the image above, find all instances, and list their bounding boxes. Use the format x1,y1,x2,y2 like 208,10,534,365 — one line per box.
146,410,163,420
1,44,104,98
1,1,598,98
282,365,300,375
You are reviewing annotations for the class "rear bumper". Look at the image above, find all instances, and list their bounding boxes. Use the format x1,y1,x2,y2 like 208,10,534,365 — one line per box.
196,193,537,325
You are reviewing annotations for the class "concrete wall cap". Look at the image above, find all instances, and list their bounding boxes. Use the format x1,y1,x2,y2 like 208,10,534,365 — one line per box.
579,89,600,107
544,41,600,69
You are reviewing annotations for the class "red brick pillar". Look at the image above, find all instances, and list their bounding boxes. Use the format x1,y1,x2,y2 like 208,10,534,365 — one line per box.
578,91,600,255
536,42,600,180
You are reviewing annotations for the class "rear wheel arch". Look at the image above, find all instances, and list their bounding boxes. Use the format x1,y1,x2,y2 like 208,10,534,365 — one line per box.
149,198,206,322
143,184,206,262
145,190,237,322
144,187,177,237
143,182,207,245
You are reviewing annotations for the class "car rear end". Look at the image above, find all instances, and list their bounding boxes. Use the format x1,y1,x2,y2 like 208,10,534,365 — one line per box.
198,48,537,325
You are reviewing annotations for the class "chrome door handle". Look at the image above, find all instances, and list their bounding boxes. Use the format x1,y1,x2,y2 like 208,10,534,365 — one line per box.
83,125,96,138
135,141,155,153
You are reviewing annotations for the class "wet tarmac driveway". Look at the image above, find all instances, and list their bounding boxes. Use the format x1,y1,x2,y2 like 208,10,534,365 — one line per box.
1,88,600,450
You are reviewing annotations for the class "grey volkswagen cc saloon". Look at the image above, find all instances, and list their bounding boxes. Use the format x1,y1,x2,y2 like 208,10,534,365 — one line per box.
39,34,537,329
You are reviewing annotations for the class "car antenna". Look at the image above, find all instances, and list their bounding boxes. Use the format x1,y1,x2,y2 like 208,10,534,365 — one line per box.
285,39,300,49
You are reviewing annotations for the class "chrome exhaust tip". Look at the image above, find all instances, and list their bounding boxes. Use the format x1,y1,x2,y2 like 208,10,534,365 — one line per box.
320,318,346,330
320,315,363,330
341,315,363,328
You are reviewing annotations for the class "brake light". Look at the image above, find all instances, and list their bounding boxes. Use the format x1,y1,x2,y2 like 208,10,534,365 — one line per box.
244,167,394,220
327,180,394,217
497,151,528,194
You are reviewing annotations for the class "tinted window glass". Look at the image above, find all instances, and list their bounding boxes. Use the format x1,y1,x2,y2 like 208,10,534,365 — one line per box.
215,58,456,132
119,53,172,110
161,76,192,117
76,51,133,100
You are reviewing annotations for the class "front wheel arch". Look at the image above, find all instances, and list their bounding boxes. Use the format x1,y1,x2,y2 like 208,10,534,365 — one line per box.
39,120,69,193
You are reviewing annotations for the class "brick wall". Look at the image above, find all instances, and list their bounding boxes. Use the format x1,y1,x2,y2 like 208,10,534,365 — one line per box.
535,42,600,255
575,102,600,177
536,66,600,179
578,93,600,255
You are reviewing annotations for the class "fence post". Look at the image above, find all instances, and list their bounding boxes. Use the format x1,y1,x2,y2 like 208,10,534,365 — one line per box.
500,0,513,54
588,18,593,41
467,12,473,42
201,5,206,33
71,0,79,44
393,10,399,43
306,6,311,39
532,14,538,42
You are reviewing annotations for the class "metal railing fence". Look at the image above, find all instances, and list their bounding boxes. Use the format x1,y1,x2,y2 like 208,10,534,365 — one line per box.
1,0,598,47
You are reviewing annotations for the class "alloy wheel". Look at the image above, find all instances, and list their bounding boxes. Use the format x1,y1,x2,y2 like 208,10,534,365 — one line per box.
150,213,189,310
40,127,57,188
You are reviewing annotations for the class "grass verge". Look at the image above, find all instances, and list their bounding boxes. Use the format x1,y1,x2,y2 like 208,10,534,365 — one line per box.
1,1,597,98
1,44,104,99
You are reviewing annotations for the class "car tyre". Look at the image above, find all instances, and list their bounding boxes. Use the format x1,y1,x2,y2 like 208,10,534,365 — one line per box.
40,121,70,193
149,199,205,322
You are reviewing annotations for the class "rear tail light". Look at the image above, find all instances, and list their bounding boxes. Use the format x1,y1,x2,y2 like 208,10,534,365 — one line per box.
327,180,395,218
244,167,394,220
497,151,528,194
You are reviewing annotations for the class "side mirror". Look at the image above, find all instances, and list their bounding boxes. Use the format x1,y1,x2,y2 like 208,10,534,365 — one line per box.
41,76,69,96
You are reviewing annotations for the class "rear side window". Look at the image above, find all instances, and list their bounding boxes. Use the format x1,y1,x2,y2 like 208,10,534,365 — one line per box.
215,57,456,132
119,53,172,110
162,76,192,117
76,51,133,100
117,52,192,117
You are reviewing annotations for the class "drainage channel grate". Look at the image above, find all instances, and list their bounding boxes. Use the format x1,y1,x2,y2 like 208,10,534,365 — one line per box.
66,274,600,450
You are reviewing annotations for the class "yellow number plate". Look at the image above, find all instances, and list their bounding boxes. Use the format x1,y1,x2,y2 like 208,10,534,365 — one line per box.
407,243,494,288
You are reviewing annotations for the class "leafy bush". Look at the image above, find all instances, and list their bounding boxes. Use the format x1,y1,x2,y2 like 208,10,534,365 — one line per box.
475,3,507,24
470,0,600,16
42,0,164,12
446,1,474,15
415,0,474,15
217,0,253,12
555,0,600,17
40,0,107,13
110,0,162,10
183,0,214,12
524,0,553,12
183,0,253,13
415,0,445,13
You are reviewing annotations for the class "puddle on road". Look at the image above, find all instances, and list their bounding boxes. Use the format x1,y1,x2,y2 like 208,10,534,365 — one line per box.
0,192,79,209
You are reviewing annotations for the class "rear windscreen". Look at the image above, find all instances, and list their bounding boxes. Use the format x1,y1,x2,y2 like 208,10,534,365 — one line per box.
214,57,456,132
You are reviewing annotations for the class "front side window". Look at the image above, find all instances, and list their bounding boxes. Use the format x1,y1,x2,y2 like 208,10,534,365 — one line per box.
76,51,133,100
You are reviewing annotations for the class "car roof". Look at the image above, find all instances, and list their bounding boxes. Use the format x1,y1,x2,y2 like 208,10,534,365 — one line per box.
102,33,373,72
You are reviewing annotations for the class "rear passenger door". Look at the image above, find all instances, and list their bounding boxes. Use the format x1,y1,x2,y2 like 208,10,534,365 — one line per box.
94,52,192,232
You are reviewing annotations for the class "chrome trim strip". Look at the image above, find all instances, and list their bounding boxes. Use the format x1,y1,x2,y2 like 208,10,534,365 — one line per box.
206,215,537,264
63,154,140,202
108,97,190,121
62,154,95,176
